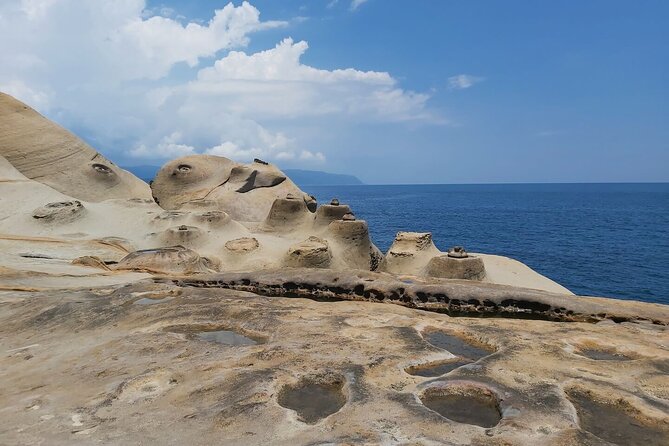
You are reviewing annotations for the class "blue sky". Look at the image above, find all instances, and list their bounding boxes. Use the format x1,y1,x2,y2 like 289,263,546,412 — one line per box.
1,1,667,183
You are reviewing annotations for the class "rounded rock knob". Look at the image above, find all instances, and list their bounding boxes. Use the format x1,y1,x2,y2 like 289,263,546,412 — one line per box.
342,213,356,221
447,246,468,258
330,198,340,206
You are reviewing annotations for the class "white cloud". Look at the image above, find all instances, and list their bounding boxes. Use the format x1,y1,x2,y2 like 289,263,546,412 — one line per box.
350,0,369,11
448,74,485,90
189,38,432,122
0,1,437,166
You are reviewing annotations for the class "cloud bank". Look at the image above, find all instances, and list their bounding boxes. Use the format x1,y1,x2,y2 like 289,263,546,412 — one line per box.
0,0,435,165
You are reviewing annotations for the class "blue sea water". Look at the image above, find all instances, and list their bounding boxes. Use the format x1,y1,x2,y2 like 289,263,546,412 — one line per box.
305,183,669,305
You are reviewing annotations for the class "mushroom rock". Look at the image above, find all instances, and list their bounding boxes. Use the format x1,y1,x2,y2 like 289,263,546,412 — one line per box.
0,92,152,202
114,246,215,275
447,245,468,258
157,225,205,249
193,210,232,228
262,195,313,231
304,195,318,213
380,232,441,276
285,236,332,268
327,218,377,270
151,154,309,222
314,202,353,227
426,254,486,280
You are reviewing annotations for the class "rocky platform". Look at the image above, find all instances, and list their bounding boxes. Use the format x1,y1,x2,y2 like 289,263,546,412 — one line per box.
1,280,668,445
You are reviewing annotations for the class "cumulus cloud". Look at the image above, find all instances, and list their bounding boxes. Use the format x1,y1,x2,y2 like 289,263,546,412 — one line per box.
448,74,485,90
0,0,437,165
188,38,431,122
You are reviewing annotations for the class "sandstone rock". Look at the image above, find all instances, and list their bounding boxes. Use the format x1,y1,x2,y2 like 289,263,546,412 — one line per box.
263,197,312,231
448,245,468,258
426,254,486,280
151,155,307,222
115,246,215,275
314,203,352,226
0,93,151,201
225,237,260,253
2,282,666,445
285,237,332,268
381,232,440,276
71,255,111,271
150,155,236,209
32,200,86,223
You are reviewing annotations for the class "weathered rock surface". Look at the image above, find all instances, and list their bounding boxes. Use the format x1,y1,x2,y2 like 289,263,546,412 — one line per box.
0,281,667,445
1,91,667,445
151,155,309,222
115,246,217,275
0,93,152,201
426,254,486,281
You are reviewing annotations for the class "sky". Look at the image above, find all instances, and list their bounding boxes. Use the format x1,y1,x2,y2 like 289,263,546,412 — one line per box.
0,0,667,184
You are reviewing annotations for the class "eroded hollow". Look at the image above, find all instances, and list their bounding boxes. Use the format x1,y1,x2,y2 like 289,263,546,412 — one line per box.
423,330,495,361
420,384,502,428
405,359,472,377
578,348,632,361
277,375,346,424
568,389,669,445
166,325,260,346
134,297,173,306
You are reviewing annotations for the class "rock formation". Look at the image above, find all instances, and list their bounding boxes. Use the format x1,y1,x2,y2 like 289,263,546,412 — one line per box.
0,92,152,202
1,92,667,445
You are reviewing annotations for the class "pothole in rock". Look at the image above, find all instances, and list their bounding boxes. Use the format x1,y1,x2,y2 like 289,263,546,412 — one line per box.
166,325,261,346
134,297,174,306
409,330,496,376
419,383,502,428
405,359,473,377
577,348,633,361
567,389,669,445
277,375,346,424
424,331,494,360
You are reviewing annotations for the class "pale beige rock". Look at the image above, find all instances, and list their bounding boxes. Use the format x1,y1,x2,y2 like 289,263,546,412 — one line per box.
426,254,486,280
225,237,260,253
0,281,667,445
71,255,111,271
151,155,310,222
115,246,216,275
1,91,669,445
0,92,152,201
381,232,441,275
285,236,332,268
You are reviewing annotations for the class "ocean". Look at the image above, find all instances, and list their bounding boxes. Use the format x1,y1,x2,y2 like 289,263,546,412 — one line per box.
305,183,669,305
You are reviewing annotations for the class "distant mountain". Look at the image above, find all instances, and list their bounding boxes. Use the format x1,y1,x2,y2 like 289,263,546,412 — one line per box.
122,165,363,186
283,169,363,187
